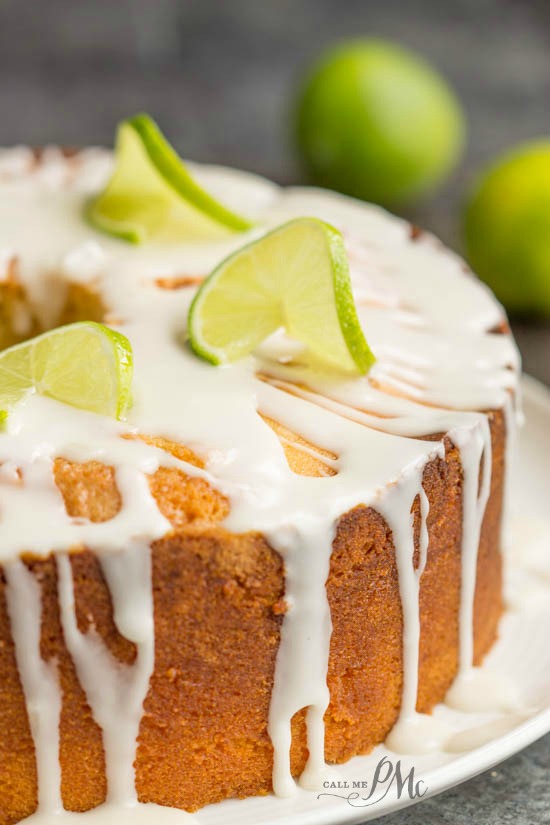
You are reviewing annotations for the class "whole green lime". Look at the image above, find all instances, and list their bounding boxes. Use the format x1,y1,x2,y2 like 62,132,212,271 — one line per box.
294,39,465,206
464,142,550,316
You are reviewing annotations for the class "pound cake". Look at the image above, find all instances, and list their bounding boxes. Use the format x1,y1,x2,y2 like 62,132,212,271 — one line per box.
0,139,519,825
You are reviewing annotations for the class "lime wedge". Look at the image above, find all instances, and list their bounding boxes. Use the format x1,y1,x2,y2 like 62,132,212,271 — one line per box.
87,114,254,243
188,217,375,374
0,322,133,421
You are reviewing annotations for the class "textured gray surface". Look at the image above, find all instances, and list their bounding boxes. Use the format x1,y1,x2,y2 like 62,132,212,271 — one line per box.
374,734,550,824
0,1,548,821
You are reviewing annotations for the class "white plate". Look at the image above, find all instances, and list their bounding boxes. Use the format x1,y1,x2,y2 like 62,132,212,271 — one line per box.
195,375,550,825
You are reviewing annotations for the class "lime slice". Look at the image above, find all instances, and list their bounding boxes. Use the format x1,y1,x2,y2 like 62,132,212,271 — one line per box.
87,114,254,243
188,217,375,374
0,322,133,421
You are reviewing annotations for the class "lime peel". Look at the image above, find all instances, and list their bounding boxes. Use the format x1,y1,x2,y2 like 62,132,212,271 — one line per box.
88,113,255,244
295,39,465,206
188,217,375,375
0,322,133,422
464,141,550,316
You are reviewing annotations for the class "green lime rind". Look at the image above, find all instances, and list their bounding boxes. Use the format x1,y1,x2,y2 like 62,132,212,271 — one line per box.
0,322,133,423
321,221,376,374
87,113,254,244
295,39,465,207
85,203,143,245
129,114,254,232
464,140,550,316
188,217,375,375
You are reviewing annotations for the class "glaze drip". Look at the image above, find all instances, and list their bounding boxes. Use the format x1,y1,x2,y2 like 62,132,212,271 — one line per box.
267,522,335,796
5,561,63,815
56,543,154,804
381,468,439,754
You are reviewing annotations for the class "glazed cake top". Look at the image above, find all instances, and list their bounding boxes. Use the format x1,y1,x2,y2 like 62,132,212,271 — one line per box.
0,146,518,561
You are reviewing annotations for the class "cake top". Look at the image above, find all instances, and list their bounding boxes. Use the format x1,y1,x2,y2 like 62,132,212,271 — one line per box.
0,145,518,561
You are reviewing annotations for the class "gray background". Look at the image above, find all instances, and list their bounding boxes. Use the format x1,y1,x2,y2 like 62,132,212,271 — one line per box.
0,1,548,822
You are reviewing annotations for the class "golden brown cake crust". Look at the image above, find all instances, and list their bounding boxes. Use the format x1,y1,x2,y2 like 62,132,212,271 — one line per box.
0,409,505,822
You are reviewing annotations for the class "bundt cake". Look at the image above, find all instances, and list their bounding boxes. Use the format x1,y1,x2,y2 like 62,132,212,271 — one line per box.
0,145,519,824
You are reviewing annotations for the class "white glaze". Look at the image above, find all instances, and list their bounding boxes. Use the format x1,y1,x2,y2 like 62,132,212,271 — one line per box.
382,475,447,755
443,713,531,754
0,147,521,821
4,561,63,814
56,543,154,804
19,804,197,825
